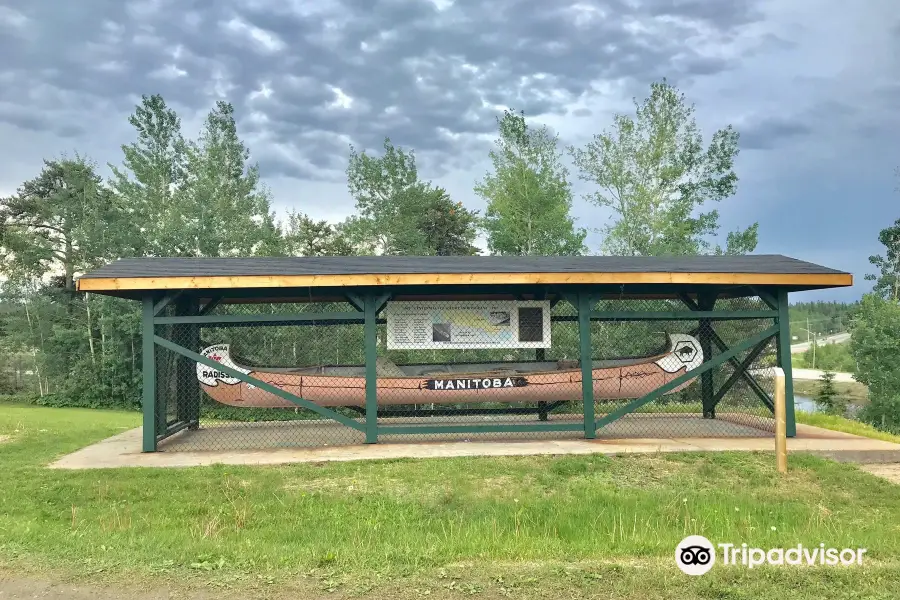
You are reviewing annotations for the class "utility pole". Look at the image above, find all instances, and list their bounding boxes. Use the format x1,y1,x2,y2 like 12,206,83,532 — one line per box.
812,331,817,369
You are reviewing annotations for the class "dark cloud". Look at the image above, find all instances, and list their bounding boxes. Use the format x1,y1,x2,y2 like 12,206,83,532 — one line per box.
1,0,897,303
739,116,813,150
0,0,767,178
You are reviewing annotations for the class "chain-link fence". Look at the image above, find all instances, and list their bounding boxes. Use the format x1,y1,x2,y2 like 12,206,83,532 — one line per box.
153,293,781,452
154,300,367,451
587,295,778,439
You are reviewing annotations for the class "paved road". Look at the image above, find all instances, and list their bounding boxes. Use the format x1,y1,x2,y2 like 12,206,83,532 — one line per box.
747,367,856,382
791,368,856,382
790,331,851,354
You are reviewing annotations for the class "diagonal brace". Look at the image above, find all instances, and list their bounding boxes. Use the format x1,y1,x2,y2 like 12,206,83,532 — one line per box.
346,292,391,315
748,286,778,310
710,337,776,411
153,335,366,432
153,291,183,316
709,333,773,409
373,292,392,315
678,294,774,409
199,296,223,316
595,325,780,431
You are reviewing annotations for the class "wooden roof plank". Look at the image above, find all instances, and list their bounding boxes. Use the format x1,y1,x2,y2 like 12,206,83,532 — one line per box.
75,255,853,296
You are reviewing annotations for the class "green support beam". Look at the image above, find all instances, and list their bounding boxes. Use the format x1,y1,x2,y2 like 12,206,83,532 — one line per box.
364,293,379,444
535,293,547,421
154,312,366,325
578,292,596,439
373,293,392,316
595,325,780,432
174,295,201,429
347,292,391,315
153,291,183,316
153,335,366,432
588,309,776,321
748,286,778,310
141,297,157,452
698,292,717,419
198,296,223,316
677,292,699,311
776,289,797,437
345,293,365,312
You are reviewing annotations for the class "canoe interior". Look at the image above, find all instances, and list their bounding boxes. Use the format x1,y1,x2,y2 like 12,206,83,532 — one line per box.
224,354,669,378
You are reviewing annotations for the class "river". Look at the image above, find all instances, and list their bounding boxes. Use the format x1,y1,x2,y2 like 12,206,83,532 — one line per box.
794,394,861,417
795,395,817,413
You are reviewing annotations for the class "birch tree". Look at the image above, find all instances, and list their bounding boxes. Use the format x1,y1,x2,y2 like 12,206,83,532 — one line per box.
569,80,756,256
475,109,586,256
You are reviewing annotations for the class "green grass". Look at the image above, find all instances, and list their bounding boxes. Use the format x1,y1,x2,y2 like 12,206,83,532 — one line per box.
796,411,900,444
1,404,900,599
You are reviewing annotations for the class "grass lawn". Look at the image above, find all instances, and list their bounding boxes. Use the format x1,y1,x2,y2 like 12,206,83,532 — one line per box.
795,411,900,444
1,404,899,599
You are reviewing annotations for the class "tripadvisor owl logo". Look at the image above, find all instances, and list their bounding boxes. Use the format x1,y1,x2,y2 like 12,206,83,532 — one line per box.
675,535,716,575
675,536,869,575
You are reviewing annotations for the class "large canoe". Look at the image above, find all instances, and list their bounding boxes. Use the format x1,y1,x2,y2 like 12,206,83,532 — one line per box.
195,333,704,408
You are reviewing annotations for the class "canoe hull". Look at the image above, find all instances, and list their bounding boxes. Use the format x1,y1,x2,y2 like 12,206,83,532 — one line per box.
196,333,705,409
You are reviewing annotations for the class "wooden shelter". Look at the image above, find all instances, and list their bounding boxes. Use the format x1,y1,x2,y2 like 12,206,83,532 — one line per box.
77,255,852,452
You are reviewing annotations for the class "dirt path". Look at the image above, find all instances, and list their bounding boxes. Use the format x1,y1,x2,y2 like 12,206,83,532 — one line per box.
0,577,201,599
0,573,246,600
859,463,900,484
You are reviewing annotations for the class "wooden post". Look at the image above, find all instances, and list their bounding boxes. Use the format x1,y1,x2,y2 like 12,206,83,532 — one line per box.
774,366,787,473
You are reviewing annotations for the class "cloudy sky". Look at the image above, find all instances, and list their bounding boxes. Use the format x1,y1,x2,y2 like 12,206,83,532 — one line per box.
1,0,897,302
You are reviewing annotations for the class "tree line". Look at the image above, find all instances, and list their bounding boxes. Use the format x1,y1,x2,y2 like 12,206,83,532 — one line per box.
848,195,900,432
789,301,856,339
0,79,763,411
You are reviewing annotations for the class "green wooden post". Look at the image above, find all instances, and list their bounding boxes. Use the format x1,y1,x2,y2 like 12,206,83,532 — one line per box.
578,292,596,439
698,291,717,419
364,293,379,444
174,295,201,429
536,344,548,421
141,296,158,452
776,288,797,437
535,291,548,421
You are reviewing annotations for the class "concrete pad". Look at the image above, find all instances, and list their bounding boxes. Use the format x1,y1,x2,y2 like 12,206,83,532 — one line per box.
154,413,772,454
49,420,900,470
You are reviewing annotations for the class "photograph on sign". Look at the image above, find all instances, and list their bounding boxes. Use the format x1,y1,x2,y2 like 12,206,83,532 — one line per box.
384,300,551,350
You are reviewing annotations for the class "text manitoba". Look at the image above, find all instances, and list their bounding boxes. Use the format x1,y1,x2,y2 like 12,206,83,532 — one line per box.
427,377,526,390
